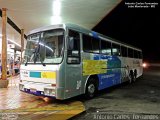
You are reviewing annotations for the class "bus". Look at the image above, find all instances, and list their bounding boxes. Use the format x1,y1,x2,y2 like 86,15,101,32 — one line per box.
19,24,143,100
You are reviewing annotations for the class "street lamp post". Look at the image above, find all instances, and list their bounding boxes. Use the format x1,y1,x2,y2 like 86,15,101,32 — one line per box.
0,8,9,88
21,29,24,63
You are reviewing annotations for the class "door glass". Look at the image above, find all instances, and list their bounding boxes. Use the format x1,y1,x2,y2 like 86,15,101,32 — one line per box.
67,30,80,64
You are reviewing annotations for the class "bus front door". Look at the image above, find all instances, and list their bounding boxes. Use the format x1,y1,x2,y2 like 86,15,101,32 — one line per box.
65,29,82,99
65,63,82,98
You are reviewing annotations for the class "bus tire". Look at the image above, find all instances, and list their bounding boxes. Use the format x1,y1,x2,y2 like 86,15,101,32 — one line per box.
85,78,97,99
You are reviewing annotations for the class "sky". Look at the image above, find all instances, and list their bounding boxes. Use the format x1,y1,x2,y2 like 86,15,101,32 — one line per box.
93,0,159,62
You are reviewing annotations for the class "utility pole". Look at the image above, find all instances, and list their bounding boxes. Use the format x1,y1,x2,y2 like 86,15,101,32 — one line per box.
21,29,24,63
0,8,9,88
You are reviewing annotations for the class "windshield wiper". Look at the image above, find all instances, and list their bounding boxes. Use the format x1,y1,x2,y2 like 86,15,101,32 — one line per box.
34,52,46,66
40,59,46,66
25,49,38,66
25,60,28,66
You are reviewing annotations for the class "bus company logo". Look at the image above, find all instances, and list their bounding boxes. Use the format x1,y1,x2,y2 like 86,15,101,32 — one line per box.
21,70,29,77
22,71,28,74
101,74,115,79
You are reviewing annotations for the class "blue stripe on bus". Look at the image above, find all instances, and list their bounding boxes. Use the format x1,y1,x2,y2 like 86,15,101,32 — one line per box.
30,72,41,78
21,89,56,98
92,31,99,39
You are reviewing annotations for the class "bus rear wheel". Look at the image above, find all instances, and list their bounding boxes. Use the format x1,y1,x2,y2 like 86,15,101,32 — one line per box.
85,78,97,99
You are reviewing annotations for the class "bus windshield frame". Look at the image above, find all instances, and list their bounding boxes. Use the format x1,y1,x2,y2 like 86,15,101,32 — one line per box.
23,29,65,65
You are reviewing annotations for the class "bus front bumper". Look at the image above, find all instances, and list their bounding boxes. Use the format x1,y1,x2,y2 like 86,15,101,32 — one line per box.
19,82,56,98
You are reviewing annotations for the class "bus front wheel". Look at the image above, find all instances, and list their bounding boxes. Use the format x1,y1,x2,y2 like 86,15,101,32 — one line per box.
85,78,97,99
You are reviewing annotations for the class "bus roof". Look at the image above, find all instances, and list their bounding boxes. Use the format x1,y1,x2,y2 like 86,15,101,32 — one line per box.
28,23,142,51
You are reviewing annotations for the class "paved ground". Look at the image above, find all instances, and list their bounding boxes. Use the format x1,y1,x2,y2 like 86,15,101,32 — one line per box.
0,75,85,120
1,66,160,120
72,66,160,120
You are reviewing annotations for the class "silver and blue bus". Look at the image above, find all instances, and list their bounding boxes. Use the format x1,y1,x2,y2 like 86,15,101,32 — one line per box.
19,24,143,100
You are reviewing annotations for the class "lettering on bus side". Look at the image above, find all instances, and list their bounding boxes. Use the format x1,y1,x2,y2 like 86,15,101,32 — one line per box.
101,74,115,79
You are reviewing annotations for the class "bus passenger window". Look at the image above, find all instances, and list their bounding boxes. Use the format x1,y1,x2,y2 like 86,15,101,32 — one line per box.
128,48,133,58
112,43,121,56
138,51,143,59
101,40,112,55
92,38,100,53
134,50,139,58
83,34,100,53
67,30,80,64
121,46,127,57
83,35,92,53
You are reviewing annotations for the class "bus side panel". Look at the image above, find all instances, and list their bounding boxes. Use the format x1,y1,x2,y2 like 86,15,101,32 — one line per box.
132,58,143,78
120,57,130,83
56,61,66,99
134,59,143,77
97,55,122,90
120,57,143,83
83,54,122,91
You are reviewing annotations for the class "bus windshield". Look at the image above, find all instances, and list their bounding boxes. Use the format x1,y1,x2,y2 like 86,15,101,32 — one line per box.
23,29,64,64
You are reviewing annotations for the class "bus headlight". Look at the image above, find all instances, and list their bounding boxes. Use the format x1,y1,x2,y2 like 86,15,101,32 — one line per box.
44,88,55,96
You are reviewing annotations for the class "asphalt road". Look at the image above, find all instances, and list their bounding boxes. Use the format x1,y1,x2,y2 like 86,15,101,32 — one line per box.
71,66,160,120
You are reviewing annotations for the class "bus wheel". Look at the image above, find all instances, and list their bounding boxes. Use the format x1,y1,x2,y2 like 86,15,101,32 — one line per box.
85,78,97,99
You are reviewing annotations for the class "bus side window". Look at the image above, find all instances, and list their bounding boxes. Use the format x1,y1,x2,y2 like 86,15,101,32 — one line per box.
112,43,121,56
67,30,80,64
121,46,127,57
83,35,92,53
138,51,143,59
128,48,133,58
82,34,100,53
134,50,139,59
101,40,112,55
